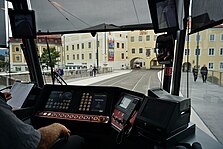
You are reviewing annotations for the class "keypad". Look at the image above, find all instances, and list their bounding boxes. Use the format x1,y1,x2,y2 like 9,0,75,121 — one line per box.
79,92,92,111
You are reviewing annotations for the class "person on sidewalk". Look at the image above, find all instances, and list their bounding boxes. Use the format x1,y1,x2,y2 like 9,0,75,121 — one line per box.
93,66,97,77
200,64,208,83
89,65,93,76
192,66,198,82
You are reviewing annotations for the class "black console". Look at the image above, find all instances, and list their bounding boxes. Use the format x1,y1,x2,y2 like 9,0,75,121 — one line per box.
31,84,145,136
136,94,192,147
30,85,196,148
31,85,119,134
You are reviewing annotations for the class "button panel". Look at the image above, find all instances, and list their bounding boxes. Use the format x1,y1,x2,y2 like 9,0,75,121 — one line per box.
36,111,109,123
78,92,92,112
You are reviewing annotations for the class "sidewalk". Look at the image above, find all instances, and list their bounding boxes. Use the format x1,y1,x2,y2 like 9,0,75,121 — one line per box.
180,72,223,144
66,70,132,86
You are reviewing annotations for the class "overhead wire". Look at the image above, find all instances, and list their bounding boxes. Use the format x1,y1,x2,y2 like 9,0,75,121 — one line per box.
48,0,90,27
48,0,76,28
131,0,140,24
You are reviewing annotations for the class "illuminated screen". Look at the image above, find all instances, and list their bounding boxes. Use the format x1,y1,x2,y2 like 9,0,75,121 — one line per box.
91,94,107,113
44,91,72,110
119,96,131,109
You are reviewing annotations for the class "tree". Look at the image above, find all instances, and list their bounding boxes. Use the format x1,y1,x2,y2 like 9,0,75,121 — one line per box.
40,47,60,69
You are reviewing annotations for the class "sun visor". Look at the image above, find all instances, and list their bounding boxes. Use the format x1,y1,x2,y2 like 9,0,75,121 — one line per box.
30,0,152,34
190,0,223,34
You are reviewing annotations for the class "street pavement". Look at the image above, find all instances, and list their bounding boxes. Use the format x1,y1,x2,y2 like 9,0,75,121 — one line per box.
180,72,223,145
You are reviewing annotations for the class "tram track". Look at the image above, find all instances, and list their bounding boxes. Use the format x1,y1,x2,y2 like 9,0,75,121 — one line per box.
91,69,160,95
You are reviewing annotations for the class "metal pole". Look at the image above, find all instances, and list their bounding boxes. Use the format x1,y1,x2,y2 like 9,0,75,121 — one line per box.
96,33,99,69
196,32,199,69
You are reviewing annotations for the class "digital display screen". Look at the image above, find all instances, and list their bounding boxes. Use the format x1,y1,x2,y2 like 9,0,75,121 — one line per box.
45,91,72,110
48,91,72,101
119,96,132,109
91,94,107,113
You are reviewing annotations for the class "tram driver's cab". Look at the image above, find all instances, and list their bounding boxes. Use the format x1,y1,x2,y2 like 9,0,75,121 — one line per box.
6,82,192,149
2,0,223,148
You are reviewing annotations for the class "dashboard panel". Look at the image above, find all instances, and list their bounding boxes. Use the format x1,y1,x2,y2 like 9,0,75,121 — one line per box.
31,84,145,135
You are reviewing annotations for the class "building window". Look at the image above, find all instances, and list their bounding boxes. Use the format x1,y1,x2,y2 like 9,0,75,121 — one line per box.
38,38,42,43
77,54,79,60
154,35,157,41
66,46,69,51
209,34,215,41
138,36,142,42
15,67,21,71
77,44,79,49
67,55,69,60
122,43,124,49
15,55,20,62
89,53,92,59
132,48,135,54
139,48,143,54
117,42,120,48
220,48,223,56
73,54,75,60
184,49,190,55
195,48,201,56
82,43,84,49
185,35,189,42
208,48,215,56
97,41,100,47
220,62,223,70
72,45,74,50
82,54,84,60
55,39,58,43
146,35,150,41
88,42,91,48
130,36,134,42
208,62,214,70
146,49,151,57
15,47,20,52
196,34,201,42
121,53,124,59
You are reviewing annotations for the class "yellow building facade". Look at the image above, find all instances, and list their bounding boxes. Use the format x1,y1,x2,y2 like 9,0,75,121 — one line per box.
9,26,223,73
62,32,129,70
182,26,223,72
9,35,62,72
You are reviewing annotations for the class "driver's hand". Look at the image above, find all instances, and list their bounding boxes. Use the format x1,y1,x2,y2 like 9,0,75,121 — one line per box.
3,92,12,101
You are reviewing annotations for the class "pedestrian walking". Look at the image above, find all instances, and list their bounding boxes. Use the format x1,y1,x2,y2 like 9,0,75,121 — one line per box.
192,66,198,82
93,66,97,77
89,65,93,76
200,64,208,83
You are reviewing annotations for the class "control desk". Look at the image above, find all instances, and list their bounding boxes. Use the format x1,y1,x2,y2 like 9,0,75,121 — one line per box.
10,84,223,149
31,84,144,135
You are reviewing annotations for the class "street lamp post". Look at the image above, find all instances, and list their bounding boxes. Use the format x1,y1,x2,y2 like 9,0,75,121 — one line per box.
96,33,99,69
196,32,199,69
